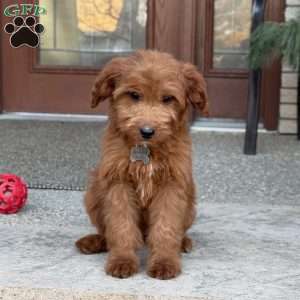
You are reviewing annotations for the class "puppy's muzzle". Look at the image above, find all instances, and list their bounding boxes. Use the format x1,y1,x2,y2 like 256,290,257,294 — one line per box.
140,127,155,140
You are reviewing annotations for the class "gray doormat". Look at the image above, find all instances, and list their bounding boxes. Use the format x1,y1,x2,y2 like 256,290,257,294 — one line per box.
1,119,299,202
0,120,105,190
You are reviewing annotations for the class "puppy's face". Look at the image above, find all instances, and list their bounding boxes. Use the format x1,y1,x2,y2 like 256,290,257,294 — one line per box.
91,50,208,145
112,65,189,145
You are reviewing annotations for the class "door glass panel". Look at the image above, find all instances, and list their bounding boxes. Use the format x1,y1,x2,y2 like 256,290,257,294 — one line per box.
213,0,251,69
38,0,147,67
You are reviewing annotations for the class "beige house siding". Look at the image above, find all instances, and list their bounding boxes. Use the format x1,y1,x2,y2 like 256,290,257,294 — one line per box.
279,0,299,134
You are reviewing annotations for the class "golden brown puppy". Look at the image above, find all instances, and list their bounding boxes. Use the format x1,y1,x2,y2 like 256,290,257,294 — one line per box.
76,50,208,280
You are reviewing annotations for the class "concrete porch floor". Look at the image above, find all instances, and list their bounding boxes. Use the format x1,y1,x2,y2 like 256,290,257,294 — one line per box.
0,130,300,299
0,188,299,300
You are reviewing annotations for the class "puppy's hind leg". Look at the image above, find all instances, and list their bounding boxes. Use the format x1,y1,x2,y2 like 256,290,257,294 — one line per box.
76,234,107,254
76,174,107,254
181,191,196,254
181,235,193,253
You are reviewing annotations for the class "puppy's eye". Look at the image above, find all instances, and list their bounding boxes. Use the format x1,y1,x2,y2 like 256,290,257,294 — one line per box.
127,91,141,101
162,95,175,104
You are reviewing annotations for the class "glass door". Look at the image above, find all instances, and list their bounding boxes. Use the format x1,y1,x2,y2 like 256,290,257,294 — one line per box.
195,0,283,128
1,0,283,129
1,0,149,114
38,0,147,67
212,0,251,70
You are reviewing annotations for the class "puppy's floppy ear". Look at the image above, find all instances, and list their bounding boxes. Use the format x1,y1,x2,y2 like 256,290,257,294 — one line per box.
91,57,129,108
182,63,209,116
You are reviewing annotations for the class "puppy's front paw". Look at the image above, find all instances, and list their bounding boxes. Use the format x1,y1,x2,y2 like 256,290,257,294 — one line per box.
147,258,181,280
106,256,139,278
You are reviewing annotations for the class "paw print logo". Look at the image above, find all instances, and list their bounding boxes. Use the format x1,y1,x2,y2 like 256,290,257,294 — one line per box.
4,16,44,48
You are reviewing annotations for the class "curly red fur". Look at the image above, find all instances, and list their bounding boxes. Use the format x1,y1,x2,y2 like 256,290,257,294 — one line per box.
75,50,208,280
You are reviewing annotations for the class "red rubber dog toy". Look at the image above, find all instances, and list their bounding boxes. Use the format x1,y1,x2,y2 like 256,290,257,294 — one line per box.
0,174,28,214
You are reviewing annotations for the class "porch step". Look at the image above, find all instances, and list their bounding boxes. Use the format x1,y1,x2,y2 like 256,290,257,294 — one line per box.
0,287,212,300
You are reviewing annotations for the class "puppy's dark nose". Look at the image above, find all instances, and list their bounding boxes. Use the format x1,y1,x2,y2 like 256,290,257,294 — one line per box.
140,127,155,139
